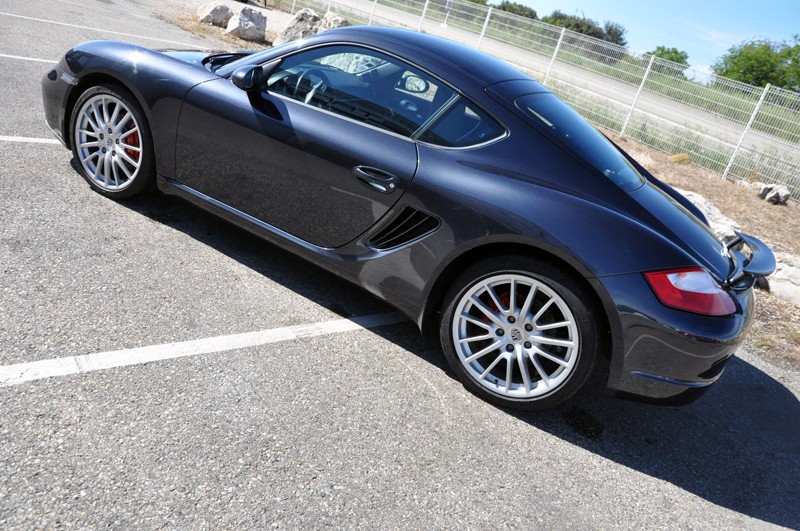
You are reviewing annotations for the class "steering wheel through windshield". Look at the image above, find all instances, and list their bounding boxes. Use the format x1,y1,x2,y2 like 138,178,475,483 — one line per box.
294,68,333,107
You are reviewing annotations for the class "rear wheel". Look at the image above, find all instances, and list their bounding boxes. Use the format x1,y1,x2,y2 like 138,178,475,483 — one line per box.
440,256,600,411
70,84,154,198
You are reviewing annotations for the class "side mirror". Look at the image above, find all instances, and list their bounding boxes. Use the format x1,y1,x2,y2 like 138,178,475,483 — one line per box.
231,65,264,91
231,60,280,91
399,74,430,94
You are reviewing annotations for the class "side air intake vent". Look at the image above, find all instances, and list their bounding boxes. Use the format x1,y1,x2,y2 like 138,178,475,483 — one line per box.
368,207,441,251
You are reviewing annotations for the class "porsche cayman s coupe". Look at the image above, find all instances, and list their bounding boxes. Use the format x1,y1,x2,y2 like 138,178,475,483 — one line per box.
42,26,775,410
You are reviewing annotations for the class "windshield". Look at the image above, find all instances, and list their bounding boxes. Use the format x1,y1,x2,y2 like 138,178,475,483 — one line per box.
216,41,297,75
516,93,644,192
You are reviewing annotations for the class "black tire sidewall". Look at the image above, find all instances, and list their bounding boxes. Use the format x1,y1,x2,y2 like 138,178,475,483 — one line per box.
70,84,155,199
440,256,600,411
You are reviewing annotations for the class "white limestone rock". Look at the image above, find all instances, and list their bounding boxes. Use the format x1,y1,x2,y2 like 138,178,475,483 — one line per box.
274,8,321,46
225,6,268,42
197,3,234,27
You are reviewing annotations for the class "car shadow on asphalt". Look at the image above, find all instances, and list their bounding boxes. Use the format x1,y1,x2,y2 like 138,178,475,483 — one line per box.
518,357,800,529
119,189,799,529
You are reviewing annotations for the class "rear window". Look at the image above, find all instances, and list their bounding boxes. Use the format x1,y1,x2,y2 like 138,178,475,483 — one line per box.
516,93,644,192
418,97,505,148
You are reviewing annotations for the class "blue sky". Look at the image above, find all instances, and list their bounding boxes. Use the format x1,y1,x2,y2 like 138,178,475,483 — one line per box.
513,0,799,72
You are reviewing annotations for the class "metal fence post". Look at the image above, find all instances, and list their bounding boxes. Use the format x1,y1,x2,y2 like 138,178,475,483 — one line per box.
418,0,430,32
620,55,655,137
368,0,378,25
476,8,493,49
326,0,332,13
543,27,565,85
290,0,297,14
722,83,771,181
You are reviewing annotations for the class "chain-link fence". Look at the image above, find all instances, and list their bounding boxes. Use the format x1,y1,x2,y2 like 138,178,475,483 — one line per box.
267,0,800,201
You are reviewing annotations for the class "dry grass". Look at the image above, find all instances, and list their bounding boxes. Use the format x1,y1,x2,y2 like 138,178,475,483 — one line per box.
750,291,800,369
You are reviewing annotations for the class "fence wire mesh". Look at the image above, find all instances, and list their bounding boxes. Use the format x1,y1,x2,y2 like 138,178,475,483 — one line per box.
269,0,800,201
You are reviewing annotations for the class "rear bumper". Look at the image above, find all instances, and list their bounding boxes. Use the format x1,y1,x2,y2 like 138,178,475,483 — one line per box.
599,272,755,405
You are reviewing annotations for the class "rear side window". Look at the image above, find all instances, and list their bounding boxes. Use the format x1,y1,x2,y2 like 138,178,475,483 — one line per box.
516,93,644,191
418,98,505,148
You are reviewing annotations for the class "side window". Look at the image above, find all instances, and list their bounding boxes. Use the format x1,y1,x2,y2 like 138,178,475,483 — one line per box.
265,45,455,137
418,98,505,148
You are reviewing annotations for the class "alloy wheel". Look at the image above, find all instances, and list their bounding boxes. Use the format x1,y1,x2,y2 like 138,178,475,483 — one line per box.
452,273,580,399
74,94,142,191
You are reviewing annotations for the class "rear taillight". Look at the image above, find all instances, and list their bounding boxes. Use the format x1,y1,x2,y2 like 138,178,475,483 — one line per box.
644,267,736,316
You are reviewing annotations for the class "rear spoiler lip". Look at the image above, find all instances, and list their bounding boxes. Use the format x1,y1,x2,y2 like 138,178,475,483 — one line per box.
725,231,776,289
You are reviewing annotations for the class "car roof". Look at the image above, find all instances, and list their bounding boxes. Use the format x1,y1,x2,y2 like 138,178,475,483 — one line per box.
321,26,532,86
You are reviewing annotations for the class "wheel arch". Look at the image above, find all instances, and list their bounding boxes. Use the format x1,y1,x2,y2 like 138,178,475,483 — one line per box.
418,241,617,363
63,72,152,150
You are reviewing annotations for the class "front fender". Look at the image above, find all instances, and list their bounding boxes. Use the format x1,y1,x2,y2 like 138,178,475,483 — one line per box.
61,41,218,179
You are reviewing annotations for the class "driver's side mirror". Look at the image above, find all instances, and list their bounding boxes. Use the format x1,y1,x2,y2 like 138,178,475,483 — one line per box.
398,74,430,94
231,60,280,91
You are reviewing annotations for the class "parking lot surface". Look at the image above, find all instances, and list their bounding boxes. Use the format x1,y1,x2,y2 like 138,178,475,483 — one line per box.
1,0,800,528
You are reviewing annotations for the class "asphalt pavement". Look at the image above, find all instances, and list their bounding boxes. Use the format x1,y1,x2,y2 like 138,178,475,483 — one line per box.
1,0,799,528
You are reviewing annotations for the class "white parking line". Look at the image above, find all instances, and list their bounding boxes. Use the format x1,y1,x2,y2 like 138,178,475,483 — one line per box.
48,0,153,20
0,52,56,63
0,312,407,387
0,135,61,144
0,11,204,49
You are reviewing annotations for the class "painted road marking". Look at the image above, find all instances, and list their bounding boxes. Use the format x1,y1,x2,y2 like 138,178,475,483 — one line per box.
0,136,61,144
0,12,205,49
48,0,153,20
0,53,56,63
0,312,407,387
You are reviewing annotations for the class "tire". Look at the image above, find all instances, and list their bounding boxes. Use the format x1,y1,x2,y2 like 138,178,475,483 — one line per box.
440,256,600,411
70,84,155,199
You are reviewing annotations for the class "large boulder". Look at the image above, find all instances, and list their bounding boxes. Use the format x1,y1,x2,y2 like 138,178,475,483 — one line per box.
197,2,234,27
317,12,351,33
674,188,741,243
738,180,765,193
759,183,791,205
771,253,800,306
274,8,321,46
225,6,267,42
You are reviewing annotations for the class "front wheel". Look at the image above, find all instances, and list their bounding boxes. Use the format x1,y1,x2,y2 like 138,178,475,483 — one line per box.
440,256,600,411
70,84,155,199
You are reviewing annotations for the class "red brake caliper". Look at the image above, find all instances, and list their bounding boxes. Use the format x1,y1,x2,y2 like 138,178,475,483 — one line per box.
482,290,512,323
124,123,140,162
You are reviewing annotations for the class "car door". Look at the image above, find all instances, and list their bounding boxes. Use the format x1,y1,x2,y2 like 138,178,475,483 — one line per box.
174,45,454,249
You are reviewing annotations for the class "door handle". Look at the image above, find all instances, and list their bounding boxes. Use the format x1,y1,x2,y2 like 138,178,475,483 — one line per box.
352,166,400,194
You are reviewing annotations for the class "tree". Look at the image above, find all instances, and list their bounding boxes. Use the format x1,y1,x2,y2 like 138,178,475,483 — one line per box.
713,38,787,87
603,21,627,47
649,46,689,66
542,10,605,40
541,10,627,46
647,45,690,78
780,35,799,90
496,1,536,20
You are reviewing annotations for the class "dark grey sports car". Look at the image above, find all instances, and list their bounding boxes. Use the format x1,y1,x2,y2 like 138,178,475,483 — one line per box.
42,26,775,410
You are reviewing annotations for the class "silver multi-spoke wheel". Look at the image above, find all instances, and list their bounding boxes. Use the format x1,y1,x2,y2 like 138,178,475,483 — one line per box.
452,273,580,400
74,93,142,192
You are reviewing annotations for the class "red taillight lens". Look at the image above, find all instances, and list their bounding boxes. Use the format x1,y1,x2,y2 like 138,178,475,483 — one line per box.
644,267,736,316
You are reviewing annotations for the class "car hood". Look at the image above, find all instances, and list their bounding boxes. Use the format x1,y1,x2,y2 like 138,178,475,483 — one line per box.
628,182,732,280
159,49,256,70
160,49,221,65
